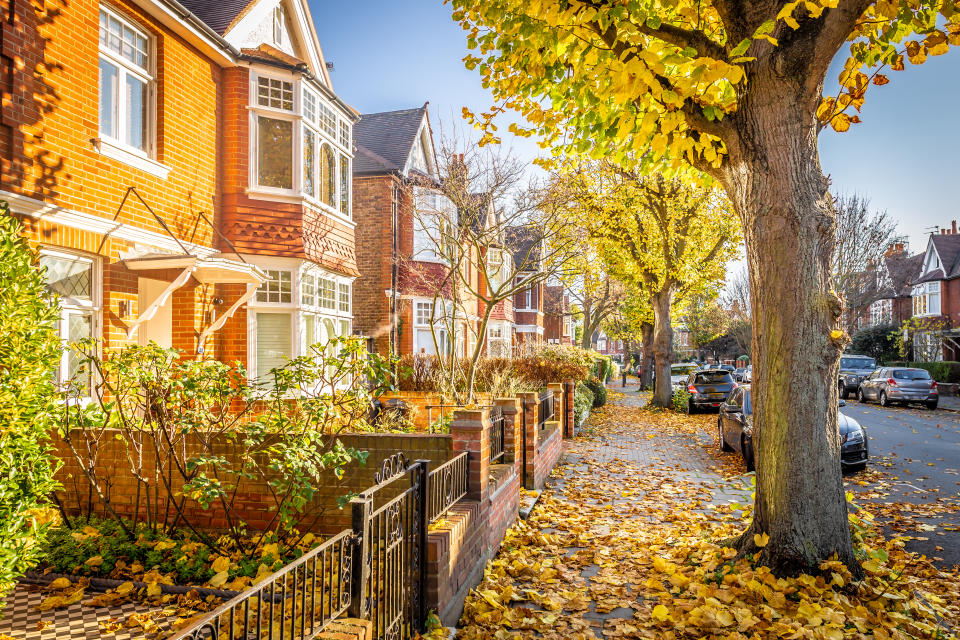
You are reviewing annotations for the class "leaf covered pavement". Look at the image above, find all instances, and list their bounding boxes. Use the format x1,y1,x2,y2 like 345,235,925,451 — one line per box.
456,390,959,639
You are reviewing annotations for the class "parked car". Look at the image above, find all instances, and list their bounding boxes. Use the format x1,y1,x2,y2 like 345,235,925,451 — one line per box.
741,365,753,383
718,364,736,374
686,369,736,413
733,367,747,382
857,367,938,409
670,363,699,389
719,388,868,472
838,354,877,400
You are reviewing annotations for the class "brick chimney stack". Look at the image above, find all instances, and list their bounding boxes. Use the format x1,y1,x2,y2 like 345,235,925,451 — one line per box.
953,220,957,235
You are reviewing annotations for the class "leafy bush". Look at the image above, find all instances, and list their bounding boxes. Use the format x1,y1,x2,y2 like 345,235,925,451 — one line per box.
40,515,317,585
574,382,595,428
905,361,960,383
583,378,607,408
672,387,692,413
0,206,61,603
57,336,393,555
849,324,899,364
593,354,614,382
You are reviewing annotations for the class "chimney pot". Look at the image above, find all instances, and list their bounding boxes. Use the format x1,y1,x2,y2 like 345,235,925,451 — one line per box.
953,220,957,235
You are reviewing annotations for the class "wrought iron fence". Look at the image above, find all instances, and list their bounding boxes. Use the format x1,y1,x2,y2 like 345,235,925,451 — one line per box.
167,528,354,640
427,452,469,522
538,389,555,429
489,405,505,463
352,454,428,640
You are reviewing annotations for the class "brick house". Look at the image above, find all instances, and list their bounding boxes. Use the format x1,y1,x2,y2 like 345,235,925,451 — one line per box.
352,104,483,358
863,244,921,328
908,223,960,361
507,226,544,355
544,285,573,346
1,0,357,390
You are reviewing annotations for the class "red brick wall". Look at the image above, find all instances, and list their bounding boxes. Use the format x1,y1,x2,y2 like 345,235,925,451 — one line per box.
533,425,563,490
54,429,454,535
2,0,220,245
352,174,398,354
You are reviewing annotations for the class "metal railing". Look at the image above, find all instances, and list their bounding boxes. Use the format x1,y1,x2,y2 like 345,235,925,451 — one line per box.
168,529,354,640
538,389,555,429
489,406,505,463
427,452,468,522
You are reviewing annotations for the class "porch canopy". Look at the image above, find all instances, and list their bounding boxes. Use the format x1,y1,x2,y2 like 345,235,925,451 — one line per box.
121,252,265,342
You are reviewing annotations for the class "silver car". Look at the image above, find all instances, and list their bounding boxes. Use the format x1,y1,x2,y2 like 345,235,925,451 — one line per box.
857,367,938,409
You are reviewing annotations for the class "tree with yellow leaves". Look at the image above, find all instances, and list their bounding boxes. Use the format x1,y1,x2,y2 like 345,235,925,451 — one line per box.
552,162,740,407
450,0,959,574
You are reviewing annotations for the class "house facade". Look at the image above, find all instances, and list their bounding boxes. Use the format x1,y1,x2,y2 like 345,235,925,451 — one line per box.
351,105,482,359
508,227,544,355
544,285,573,346
909,224,960,361
2,0,356,391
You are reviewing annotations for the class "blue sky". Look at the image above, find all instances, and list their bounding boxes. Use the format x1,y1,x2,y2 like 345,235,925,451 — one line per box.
312,0,959,258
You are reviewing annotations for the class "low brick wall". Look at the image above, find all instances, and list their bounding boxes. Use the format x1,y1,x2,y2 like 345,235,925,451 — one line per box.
533,423,563,490
377,392,494,432
52,430,453,536
426,500,485,624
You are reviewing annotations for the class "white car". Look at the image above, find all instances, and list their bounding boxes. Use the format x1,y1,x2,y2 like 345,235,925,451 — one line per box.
670,363,699,389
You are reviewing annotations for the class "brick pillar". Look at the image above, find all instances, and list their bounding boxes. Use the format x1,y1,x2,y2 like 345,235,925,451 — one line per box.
562,380,575,438
450,408,490,502
495,397,521,475
547,382,563,423
519,392,539,490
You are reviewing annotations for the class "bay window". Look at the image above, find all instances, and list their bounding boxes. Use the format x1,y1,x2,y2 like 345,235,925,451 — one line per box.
251,264,353,385
98,7,152,155
39,251,99,396
250,76,352,218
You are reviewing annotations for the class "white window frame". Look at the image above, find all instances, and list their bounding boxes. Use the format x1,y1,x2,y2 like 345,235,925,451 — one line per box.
273,5,284,46
248,71,353,222
869,298,892,326
39,249,101,398
912,281,941,317
97,5,168,178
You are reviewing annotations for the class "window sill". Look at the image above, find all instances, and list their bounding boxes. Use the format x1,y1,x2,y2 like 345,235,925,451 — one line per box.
98,139,170,180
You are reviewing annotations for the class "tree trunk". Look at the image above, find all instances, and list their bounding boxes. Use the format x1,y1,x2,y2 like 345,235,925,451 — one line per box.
639,323,654,389
718,70,856,575
650,290,674,407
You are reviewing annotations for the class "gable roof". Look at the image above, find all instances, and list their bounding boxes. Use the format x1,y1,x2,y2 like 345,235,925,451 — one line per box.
882,252,923,297
505,225,541,271
915,233,960,284
178,0,255,35
353,105,429,176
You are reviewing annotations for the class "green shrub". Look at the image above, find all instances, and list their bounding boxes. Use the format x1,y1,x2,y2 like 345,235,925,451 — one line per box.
574,382,595,428
583,378,607,408
0,205,61,603
849,324,899,364
672,387,692,413
905,361,960,383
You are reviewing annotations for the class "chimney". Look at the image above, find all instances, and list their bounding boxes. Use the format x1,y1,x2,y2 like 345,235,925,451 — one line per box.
885,242,905,258
941,228,947,235
953,220,957,235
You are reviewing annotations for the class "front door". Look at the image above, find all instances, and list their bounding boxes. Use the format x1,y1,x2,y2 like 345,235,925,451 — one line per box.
138,278,173,348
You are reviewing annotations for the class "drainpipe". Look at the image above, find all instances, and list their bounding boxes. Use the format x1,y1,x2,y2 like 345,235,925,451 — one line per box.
391,183,399,356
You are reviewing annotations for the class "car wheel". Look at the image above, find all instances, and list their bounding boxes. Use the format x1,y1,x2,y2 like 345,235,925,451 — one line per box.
857,387,867,403
742,436,755,472
839,383,849,400
926,400,938,410
879,391,888,407
719,420,732,452
849,462,867,473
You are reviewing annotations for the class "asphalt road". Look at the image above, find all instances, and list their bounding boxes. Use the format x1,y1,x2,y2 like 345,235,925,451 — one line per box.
842,400,960,567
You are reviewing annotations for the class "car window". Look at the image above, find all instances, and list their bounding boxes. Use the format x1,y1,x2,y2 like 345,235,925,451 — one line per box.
841,357,876,369
893,369,932,380
694,372,732,384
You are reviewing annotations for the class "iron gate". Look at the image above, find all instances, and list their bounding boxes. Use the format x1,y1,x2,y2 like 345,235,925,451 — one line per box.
351,454,428,640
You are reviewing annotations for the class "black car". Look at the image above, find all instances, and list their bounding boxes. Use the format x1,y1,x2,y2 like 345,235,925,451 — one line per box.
857,367,939,409
838,354,877,400
719,388,868,472
686,369,736,413
718,386,755,470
